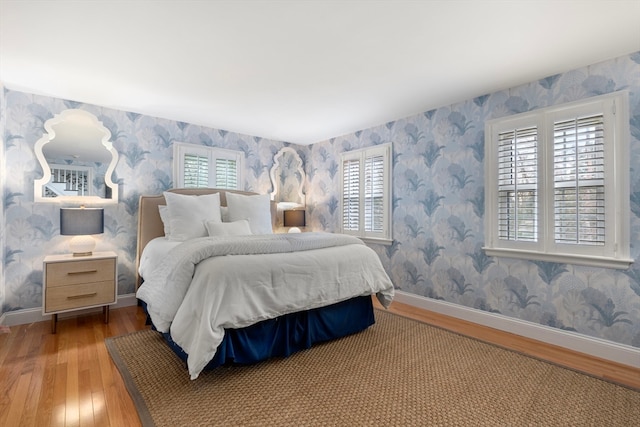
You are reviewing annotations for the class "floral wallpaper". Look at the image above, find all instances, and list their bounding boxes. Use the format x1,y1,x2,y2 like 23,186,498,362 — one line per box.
1,82,6,315
1,52,639,351
1,90,288,312
305,52,640,348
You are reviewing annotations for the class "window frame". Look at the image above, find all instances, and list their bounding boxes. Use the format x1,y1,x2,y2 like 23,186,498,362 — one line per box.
173,142,244,190
484,91,631,269
339,143,393,245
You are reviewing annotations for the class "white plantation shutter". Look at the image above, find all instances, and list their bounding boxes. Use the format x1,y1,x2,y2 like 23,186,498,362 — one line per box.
497,126,538,242
342,158,360,231
174,142,243,190
340,143,392,243
553,115,605,245
485,91,631,269
364,154,385,233
183,154,209,188
215,158,238,190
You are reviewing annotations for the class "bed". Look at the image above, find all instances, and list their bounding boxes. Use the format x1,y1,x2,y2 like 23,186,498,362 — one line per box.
135,188,394,379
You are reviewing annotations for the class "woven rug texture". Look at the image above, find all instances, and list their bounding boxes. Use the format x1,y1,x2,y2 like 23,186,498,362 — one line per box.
106,309,640,426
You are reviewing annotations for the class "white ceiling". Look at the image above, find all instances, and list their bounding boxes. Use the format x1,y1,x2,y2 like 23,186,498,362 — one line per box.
1,1,639,145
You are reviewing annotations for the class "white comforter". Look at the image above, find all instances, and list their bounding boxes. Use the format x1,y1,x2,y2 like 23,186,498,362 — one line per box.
136,232,394,379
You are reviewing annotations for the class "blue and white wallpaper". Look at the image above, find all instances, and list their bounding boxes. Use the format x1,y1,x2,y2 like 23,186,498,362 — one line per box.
1,91,287,311
1,52,639,350
0,82,5,316
305,52,640,348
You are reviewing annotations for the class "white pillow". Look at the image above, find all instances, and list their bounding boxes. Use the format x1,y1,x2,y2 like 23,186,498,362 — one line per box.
163,192,222,241
158,205,171,237
205,219,252,237
220,206,229,222
225,192,273,235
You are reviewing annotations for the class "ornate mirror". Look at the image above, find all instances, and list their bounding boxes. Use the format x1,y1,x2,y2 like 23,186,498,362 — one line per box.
34,109,119,203
269,147,305,207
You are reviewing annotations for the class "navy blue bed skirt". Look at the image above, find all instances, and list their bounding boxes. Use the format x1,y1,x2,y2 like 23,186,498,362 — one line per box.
142,295,375,371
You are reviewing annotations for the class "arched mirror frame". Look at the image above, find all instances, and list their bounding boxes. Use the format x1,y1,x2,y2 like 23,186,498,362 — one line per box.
34,109,119,204
269,146,306,207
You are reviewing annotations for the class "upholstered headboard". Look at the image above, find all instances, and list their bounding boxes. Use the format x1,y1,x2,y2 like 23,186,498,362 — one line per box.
135,188,277,289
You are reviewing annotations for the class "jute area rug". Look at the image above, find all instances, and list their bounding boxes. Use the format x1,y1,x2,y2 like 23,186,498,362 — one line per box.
106,310,639,426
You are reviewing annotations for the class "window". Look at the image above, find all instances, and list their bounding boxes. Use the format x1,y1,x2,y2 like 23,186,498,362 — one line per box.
484,91,631,269
340,143,392,244
173,142,243,190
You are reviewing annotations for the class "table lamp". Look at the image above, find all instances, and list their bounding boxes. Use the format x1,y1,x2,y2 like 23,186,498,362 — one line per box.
283,209,305,233
60,207,104,256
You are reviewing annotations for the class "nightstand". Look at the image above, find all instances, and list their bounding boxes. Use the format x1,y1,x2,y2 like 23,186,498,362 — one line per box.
43,251,117,333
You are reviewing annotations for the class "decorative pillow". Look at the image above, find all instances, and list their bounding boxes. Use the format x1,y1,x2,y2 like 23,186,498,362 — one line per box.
205,219,252,237
225,192,273,235
163,192,222,241
158,205,171,237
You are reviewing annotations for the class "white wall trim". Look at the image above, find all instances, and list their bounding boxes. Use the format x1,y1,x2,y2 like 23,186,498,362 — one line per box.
0,293,138,327
394,290,640,369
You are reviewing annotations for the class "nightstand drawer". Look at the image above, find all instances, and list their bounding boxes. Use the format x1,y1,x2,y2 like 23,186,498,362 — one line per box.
45,280,116,313
46,258,115,287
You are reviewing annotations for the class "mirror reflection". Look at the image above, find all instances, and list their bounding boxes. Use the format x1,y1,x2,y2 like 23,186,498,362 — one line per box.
34,109,119,203
270,147,305,206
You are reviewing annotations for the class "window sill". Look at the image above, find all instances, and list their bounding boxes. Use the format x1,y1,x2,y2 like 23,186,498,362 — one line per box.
360,237,394,246
483,247,633,270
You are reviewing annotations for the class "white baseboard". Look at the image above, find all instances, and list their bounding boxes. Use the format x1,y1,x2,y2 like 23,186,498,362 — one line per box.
394,290,640,369
0,293,139,327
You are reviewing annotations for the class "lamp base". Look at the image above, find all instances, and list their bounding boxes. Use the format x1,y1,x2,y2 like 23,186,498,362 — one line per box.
69,235,96,257
288,227,302,233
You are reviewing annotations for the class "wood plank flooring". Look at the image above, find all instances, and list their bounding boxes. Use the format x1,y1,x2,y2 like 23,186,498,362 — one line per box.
0,307,147,427
1,300,638,426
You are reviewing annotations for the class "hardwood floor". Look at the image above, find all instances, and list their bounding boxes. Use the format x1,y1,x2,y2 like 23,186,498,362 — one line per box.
0,306,148,427
1,300,638,426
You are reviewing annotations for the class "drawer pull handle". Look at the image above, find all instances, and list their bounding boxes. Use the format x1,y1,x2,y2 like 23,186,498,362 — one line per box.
68,269,98,275
67,292,97,300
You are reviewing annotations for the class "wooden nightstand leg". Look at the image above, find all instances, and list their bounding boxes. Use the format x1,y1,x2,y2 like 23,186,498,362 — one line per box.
51,314,57,334
103,306,110,324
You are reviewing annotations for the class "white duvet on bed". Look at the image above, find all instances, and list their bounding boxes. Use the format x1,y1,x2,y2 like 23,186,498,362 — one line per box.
138,237,180,279
136,232,394,379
